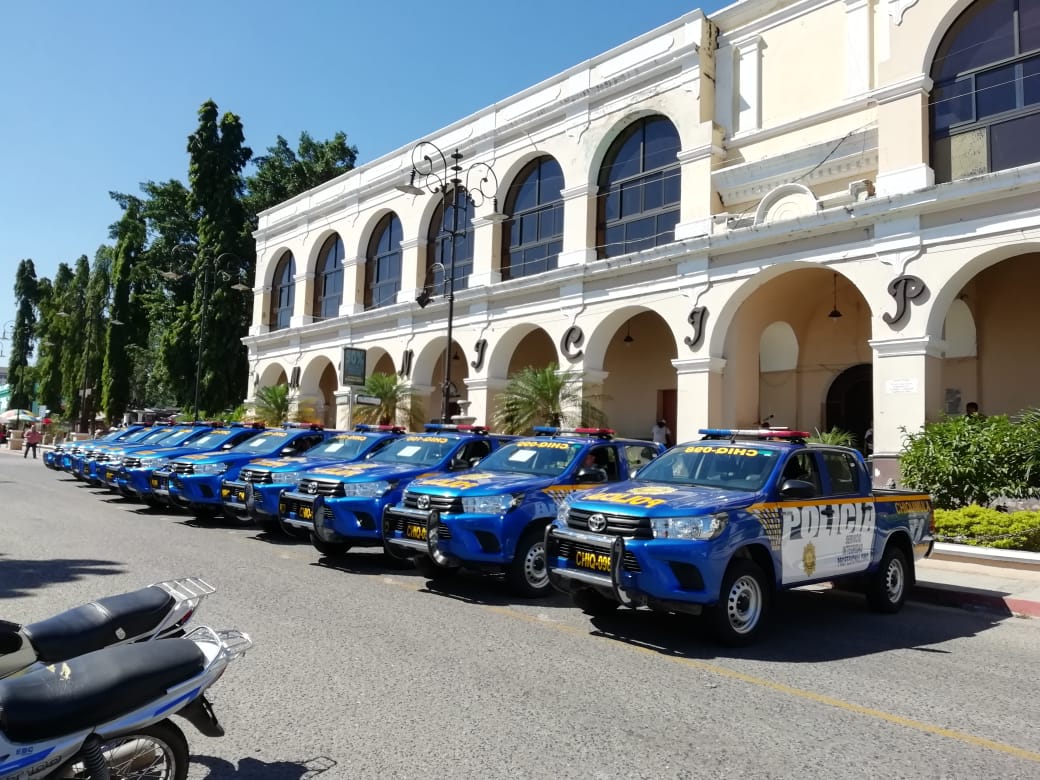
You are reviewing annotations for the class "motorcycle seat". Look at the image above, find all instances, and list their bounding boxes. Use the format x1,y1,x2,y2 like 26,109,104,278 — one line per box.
0,638,205,742
23,585,176,663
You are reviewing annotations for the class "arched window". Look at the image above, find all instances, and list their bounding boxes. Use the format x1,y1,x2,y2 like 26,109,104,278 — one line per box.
597,115,681,259
366,213,403,310
426,188,474,293
930,0,1040,182
313,235,344,320
269,252,295,331
502,156,564,279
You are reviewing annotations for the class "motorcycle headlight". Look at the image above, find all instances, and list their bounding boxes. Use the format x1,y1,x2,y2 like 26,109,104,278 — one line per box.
461,493,522,514
342,480,391,498
556,496,572,526
196,462,228,475
650,512,729,541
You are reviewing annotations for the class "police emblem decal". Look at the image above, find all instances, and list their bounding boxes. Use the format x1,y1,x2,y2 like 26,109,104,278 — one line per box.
587,513,607,532
802,542,817,577
417,494,430,510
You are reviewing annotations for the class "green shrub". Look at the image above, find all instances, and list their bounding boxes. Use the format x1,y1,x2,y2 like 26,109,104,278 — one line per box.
899,410,1040,509
934,505,1040,552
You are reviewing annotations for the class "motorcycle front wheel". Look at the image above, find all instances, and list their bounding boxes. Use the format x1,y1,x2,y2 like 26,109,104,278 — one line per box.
64,719,188,779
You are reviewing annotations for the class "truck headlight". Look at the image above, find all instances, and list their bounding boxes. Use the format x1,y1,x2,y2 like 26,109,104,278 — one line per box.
342,480,391,498
556,496,572,526
650,512,728,540
139,457,169,469
461,493,522,514
196,462,228,475
276,471,305,486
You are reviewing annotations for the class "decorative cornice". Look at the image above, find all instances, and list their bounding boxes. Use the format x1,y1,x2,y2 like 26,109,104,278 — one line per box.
868,335,945,358
672,356,727,374
561,184,597,200
870,73,933,105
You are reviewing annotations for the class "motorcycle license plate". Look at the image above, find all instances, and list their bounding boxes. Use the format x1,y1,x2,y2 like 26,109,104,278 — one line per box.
574,549,611,573
405,523,428,541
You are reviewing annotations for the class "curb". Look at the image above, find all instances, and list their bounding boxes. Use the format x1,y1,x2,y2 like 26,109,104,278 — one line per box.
930,542,1040,570
911,583,1040,618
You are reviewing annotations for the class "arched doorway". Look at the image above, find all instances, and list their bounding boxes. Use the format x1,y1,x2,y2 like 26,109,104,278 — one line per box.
825,363,872,452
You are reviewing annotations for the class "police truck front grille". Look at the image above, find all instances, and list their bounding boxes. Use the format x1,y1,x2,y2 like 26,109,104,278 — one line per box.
565,509,652,539
402,492,461,513
239,469,273,484
171,463,195,475
297,479,344,497
122,457,143,469
554,539,641,573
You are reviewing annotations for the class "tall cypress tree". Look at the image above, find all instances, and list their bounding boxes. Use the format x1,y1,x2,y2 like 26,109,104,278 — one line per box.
80,248,112,432
186,100,254,416
9,260,39,410
61,256,90,423
101,201,146,423
34,264,74,414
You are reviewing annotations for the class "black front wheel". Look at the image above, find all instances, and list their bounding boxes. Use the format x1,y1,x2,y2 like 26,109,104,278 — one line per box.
66,718,188,779
706,559,771,646
413,554,460,580
507,527,551,597
572,588,619,617
311,533,352,558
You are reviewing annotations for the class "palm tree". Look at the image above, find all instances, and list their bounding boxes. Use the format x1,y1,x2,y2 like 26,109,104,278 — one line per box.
352,373,424,430
252,384,292,426
492,363,606,434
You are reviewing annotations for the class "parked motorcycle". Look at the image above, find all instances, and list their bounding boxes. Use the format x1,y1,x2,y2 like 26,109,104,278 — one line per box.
0,577,214,680
0,624,251,779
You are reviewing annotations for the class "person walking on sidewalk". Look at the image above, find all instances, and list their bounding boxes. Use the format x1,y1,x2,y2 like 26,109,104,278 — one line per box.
23,424,41,459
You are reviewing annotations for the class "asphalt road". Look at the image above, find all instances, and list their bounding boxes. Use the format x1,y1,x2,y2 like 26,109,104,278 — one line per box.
2,452,1039,779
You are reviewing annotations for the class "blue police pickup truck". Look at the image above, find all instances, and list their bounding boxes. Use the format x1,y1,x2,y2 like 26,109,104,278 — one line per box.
382,427,664,596
278,424,514,558
47,425,146,471
545,428,934,645
220,424,405,533
153,424,332,519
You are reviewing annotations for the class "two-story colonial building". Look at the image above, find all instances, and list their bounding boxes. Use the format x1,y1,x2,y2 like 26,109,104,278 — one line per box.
244,0,1040,486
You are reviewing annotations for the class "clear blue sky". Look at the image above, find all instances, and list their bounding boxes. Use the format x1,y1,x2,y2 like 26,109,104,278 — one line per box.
0,0,720,359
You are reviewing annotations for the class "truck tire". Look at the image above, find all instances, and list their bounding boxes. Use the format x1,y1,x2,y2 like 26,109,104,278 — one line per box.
866,544,909,613
255,513,282,535
707,559,771,646
310,533,351,558
507,527,551,597
413,554,460,581
572,588,619,617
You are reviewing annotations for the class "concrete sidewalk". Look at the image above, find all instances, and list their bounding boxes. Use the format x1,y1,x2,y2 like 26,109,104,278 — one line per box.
912,543,1040,618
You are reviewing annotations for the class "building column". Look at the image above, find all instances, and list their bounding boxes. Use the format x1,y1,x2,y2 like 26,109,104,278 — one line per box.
873,75,934,195
574,368,608,427
248,285,272,336
844,0,873,98
672,357,726,442
339,255,365,316
674,125,725,240
408,383,436,426
869,335,945,486
470,213,506,288
290,271,313,328
557,183,596,267
397,237,424,305
464,377,508,429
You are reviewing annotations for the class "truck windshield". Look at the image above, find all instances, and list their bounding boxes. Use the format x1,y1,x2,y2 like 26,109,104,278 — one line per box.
304,434,375,459
633,443,780,491
475,441,584,476
369,435,457,466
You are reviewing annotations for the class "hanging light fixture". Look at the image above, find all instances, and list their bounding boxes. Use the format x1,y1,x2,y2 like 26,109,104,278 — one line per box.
623,323,634,345
828,273,843,319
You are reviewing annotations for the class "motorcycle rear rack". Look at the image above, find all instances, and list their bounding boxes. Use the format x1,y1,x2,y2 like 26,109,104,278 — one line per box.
146,577,217,639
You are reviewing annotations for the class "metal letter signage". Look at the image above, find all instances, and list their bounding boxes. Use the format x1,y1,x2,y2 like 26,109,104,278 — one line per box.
471,338,487,371
883,275,926,325
684,306,708,349
560,325,585,361
398,349,413,379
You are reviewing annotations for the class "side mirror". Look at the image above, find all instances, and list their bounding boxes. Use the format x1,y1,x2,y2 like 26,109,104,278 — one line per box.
779,478,816,499
450,457,471,471
577,467,608,484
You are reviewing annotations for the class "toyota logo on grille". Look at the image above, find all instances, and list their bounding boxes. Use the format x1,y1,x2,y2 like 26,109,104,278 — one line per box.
304,482,317,494
416,494,430,510
587,513,607,532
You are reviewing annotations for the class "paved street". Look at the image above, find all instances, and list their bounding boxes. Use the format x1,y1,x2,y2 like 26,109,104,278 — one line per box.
2,453,1039,779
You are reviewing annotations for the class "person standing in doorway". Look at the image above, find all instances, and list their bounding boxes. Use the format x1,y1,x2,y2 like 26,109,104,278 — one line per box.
651,418,672,448
23,424,41,459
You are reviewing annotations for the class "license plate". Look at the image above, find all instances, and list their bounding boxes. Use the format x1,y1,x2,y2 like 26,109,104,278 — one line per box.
300,506,313,520
105,470,115,481
574,549,611,573
405,523,428,541
221,487,230,499
234,489,246,502
150,478,158,488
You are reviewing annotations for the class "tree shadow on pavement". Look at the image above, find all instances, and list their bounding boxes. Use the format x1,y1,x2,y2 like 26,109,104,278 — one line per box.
193,755,338,779
0,555,124,599
585,586,1008,663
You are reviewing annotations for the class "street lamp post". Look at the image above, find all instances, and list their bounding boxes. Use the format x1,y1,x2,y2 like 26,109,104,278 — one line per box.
189,253,251,422
397,142,499,423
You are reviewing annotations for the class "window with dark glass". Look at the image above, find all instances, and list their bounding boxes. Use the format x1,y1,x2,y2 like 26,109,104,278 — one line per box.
931,0,1040,182
366,213,403,310
502,156,564,279
426,188,474,293
313,235,344,319
270,252,295,331
596,115,681,259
